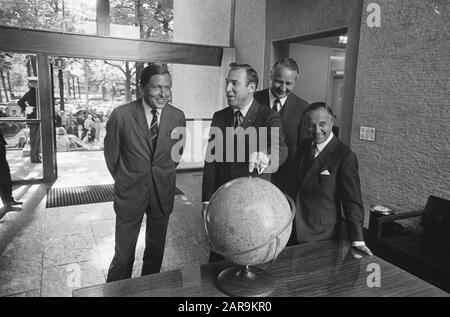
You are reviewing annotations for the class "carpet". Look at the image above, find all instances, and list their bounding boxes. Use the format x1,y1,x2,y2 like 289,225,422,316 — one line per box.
46,184,184,208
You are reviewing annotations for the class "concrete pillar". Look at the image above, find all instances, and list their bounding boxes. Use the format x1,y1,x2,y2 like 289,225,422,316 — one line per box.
171,0,233,118
233,0,266,85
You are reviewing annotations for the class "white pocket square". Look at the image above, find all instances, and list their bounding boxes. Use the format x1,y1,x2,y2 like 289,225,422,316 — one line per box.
320,170,331,175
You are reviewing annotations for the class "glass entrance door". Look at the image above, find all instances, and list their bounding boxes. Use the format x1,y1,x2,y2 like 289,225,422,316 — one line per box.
0,52,44,183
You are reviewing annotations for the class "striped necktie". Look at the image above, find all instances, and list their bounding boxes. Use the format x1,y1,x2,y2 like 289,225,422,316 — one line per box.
272,99,281,112
234,110,244,129
150,109,159,150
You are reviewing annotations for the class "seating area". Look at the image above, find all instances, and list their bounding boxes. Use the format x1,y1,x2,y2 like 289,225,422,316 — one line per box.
368,196,450,293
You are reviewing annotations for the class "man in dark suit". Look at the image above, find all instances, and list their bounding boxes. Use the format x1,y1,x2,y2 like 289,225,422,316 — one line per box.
254,58,309,193
202,63,288,262
17,77,41,163
288,102,372,256
0,131,23,216
104,63,186,282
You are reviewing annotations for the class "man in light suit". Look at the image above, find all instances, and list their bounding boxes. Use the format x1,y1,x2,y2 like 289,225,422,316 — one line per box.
104,63,186,282
254,58,309,194
202,63,288,262
288,102,372,256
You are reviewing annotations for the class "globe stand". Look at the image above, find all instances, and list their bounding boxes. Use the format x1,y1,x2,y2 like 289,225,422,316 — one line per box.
217,265,275,297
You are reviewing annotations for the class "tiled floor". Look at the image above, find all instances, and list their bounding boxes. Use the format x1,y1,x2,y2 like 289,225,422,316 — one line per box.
0,151,209,297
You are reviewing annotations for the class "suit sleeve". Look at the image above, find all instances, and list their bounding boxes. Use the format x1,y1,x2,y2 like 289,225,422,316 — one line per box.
202,113,219,202
266,111,288,172
17,91,30,112
337,151,365,242
104,109,121,179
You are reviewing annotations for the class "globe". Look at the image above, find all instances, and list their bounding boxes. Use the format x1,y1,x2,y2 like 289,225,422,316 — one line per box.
203,176,295,296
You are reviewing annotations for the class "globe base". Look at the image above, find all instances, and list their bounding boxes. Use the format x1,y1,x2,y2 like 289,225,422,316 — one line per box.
217,266,275,297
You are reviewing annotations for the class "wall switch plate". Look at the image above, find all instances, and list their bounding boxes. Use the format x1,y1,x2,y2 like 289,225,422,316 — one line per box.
360,126,376,141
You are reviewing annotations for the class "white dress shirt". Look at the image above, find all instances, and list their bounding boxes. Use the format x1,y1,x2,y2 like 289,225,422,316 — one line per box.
142,98,162,129
269,90,288,112
233,97,253,118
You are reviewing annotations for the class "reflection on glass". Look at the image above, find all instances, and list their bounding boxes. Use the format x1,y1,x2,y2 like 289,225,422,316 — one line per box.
0,0,96,35
0,0,231,45
110,0,174,40
0,122,43,181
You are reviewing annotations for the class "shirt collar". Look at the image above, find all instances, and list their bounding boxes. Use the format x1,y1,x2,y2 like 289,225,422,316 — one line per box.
314,132,334,153
269,90,288,107
142,98,162,115
233,97,253,118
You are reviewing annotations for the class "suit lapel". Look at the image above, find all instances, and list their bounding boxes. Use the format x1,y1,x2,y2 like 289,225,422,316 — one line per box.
225,106,234,128
241,100,258,129
300,136,338,190
280,94,294,117
263,89,270,107
132,99,154,154
155,105,171,156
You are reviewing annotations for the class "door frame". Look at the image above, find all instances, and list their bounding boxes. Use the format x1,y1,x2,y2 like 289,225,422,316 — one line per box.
0,25,224,183
271,26,360,147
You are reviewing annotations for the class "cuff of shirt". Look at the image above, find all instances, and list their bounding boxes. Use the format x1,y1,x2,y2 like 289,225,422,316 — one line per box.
352,241,366,247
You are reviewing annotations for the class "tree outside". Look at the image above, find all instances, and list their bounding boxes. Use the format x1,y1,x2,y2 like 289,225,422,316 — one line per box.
0,0,174,151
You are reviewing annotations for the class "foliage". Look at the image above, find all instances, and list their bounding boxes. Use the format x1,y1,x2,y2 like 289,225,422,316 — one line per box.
0,0,174,107
0,53,13,72
110,0,173,41
0,0,63,31
0,0,172,39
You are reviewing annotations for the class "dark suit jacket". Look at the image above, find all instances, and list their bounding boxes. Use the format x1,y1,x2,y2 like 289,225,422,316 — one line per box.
0,131,6,148
17,88,37,119
202,99,288,202
254,89,309,193
288,136,365,243
0,131,10,186
104,98,186,218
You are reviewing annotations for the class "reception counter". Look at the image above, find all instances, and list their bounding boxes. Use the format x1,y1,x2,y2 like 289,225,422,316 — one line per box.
73,239,448,297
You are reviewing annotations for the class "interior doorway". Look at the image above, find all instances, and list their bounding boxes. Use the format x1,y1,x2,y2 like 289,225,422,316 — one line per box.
272,28,352,141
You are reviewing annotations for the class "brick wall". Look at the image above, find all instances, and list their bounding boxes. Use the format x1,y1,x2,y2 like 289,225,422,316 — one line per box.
353,0,450,223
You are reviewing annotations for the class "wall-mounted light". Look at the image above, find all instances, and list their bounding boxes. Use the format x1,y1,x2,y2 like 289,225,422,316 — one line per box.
338,35,348,44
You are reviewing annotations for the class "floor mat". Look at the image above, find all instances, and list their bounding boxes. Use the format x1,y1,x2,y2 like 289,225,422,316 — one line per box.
46,184,184,208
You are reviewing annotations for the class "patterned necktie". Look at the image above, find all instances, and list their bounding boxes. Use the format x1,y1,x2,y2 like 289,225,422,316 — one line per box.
150,109,159,150
310,143,318,161
272,99,281,112
304,143,318,171
234,110,244,128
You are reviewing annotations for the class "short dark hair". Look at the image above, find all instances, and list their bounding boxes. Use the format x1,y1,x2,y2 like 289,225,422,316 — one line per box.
140,62,170,87
273,57,299,74
229,63,259,89
307,102,335,117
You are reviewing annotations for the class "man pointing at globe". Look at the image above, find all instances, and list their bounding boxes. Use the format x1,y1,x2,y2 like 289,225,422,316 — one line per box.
202,63,288,262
